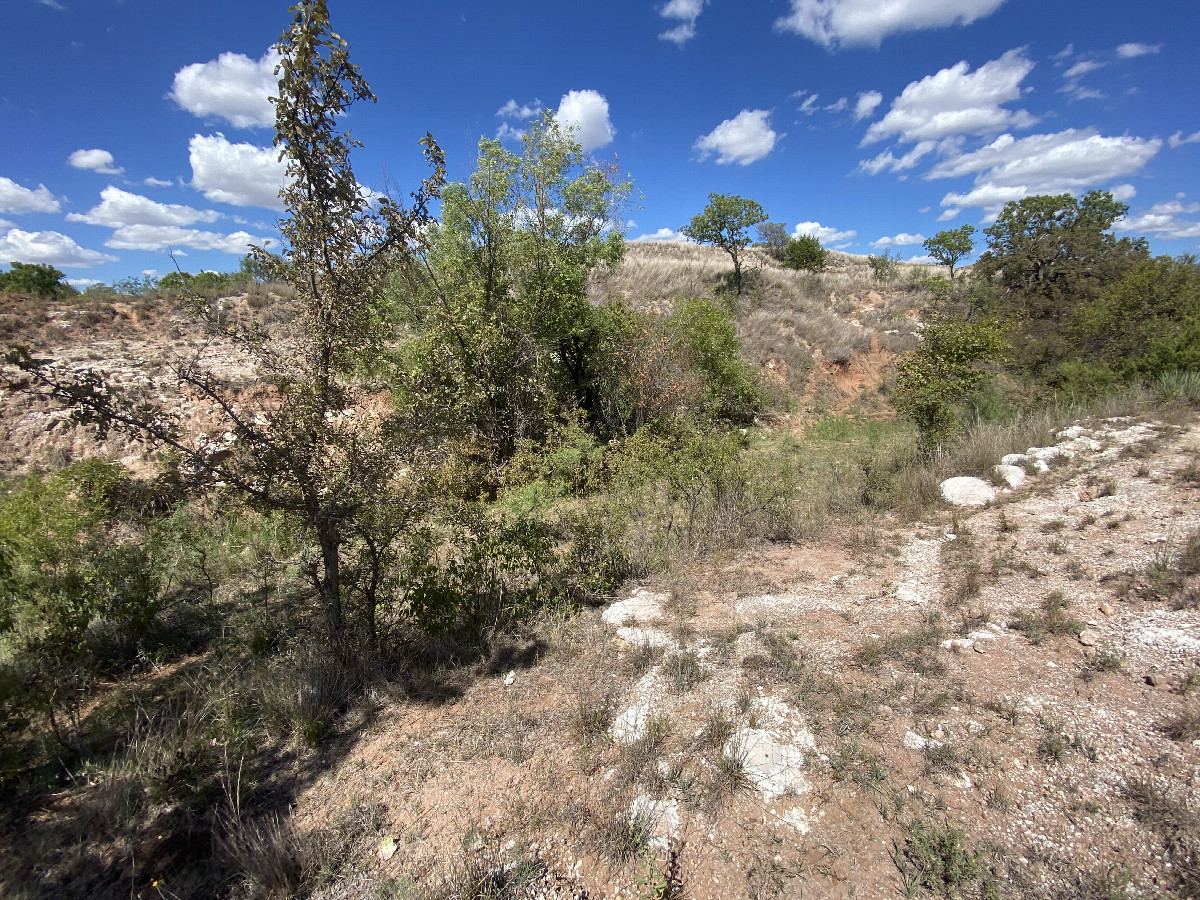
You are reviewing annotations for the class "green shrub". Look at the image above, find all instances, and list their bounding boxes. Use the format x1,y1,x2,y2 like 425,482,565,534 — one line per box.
868,250,899,283
892,317,1007,449
0,261,77,299
671,298,761,422
0,461,169,741
782,234,827,271
897,821,982,898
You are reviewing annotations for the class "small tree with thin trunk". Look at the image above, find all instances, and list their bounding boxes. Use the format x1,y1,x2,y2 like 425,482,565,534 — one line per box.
682,193,767,295
923,225,976,281
755,222,789,261
5,0,445,657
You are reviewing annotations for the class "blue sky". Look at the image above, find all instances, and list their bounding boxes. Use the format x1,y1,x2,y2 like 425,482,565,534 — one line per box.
2,0,1198,287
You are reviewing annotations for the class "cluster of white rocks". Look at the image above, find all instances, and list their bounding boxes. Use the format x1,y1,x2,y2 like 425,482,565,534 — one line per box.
599,587,819,847
939,420,1152,508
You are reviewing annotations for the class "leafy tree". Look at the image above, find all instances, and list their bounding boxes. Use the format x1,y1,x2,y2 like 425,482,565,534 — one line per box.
402,113,632,469
682,193,768,294
5,0,445,656
0,261,77,299
974,191,1149,378
756,222,789,261
782,234,827,271
892,316,1007,449
923,225,975,281
1073,254,1200,379
0,460,165,742
978,191,1135,297
238,251,285,284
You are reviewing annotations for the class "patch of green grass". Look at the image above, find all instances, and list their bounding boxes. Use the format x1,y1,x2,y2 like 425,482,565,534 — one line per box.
666,649,706,693
1078,645,1124,682
1037,718,1097,764
893,820,982,899
856,615,947,674
922,741,961,778
1011,591,1083,645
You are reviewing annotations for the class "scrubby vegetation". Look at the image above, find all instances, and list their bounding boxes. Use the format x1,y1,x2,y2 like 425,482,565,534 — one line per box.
2,2,1199,898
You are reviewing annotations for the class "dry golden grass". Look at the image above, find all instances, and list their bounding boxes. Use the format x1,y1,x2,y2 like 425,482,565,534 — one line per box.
590,242,933,402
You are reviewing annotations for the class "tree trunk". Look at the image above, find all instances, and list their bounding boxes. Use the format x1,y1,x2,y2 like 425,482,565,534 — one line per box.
316,518,345,647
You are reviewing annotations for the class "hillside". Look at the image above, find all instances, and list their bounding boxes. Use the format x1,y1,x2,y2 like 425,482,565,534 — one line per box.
1,244,1198,900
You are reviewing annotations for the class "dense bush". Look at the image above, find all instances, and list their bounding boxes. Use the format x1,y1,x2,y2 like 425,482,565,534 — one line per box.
670,298,761,422
892,317,1007,449
399,113,631,472
1072,254,1200,381
782,234,827,271
868,250,899,283
0,261,77,299
974,190,1149,380
0,460,174,743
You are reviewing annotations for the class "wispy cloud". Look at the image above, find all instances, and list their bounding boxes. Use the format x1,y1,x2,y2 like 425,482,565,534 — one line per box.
658,0,707,46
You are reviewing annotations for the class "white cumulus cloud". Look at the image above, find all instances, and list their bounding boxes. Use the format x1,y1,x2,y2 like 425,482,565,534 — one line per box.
775,0,1007,49
795,93,821,115
792,221,856,247
188,134,286,210
933,129,1162,218
0,228,117,268
870,232,926,250
862,49,1036,146
67,148,124,175
496,99,542,120
495,122,526,143
170,49,280,129
494,100,543,142
659,0,707,46
557,90,616,152
66,186,221,228
105,224,272,255
144,176,174,188
1116,42,1162,59
928,129,1160,185
857,141,939,175
695,109,778,165
1109,184,1137,202
853,90,883,121
0,177,61,214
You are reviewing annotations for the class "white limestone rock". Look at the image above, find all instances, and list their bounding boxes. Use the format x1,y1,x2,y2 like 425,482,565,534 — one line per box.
993,464,1027,489
602,587,666,627
939,476,996,507
629,796,681,852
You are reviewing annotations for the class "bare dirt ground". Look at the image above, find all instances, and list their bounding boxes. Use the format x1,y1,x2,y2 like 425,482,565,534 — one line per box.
293,418,1200,899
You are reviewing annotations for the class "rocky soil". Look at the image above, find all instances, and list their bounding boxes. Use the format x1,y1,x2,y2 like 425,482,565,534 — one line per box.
295,417,1200,899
